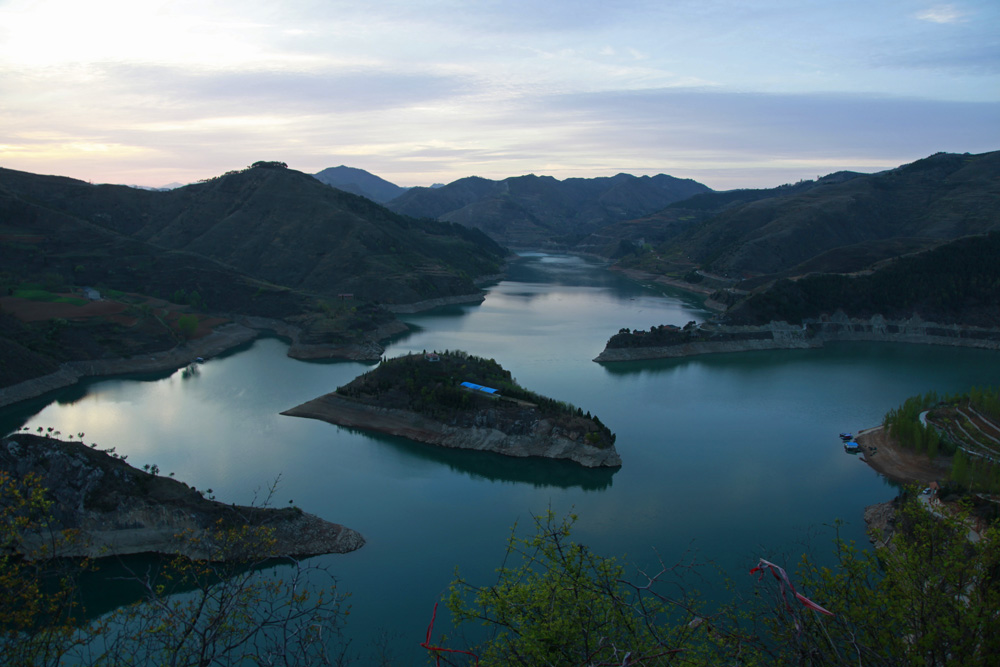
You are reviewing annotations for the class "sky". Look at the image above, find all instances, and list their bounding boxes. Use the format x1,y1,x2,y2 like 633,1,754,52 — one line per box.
0,0,998,191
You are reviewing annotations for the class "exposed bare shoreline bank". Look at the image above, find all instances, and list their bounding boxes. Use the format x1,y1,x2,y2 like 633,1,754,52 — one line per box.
282,392,623,468
0,289,488,410
594,315,1000,362
855,425,951,486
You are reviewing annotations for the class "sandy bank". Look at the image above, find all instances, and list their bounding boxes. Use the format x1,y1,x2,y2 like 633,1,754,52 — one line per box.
855,425,950,485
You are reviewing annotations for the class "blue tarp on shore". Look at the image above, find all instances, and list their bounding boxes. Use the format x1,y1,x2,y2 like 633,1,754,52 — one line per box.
460,382,499,394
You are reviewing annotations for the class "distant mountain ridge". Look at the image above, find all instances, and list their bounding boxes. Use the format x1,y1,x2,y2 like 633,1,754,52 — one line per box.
384,172,712,247
575,171,867,259
313,165,408,203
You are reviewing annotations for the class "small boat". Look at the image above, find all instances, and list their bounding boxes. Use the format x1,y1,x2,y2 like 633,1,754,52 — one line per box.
839,432,853,441
844,440,860,453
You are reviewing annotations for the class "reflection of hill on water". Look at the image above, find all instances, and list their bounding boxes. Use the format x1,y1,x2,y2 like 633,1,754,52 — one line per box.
596,345,857,379
346,427,617,491
74,552,303,622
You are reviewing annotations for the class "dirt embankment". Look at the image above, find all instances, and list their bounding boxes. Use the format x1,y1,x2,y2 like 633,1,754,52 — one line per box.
855,425,951,485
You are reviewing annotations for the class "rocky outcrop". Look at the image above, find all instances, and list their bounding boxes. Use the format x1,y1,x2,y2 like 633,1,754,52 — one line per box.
864,500,898,547
1,435,364,560
594,314,1000,362
282,393,622,468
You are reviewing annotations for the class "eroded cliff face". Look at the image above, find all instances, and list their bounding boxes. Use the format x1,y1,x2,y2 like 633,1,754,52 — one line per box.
594,314,1000,362
1,434,364,560
282,393,623,468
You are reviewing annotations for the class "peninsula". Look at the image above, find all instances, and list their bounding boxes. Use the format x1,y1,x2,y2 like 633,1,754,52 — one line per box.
597,227,1000,363
594,314,1000,362
282,351,622,468
1,433,364,560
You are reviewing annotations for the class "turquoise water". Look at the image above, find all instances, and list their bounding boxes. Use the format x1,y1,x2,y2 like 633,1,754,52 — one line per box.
4,252,998,664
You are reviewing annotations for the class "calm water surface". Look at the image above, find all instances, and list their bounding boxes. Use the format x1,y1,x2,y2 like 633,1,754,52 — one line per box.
4,253,999,664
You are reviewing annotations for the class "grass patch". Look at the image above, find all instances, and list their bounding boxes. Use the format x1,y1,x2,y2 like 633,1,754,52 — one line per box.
13,289,88,306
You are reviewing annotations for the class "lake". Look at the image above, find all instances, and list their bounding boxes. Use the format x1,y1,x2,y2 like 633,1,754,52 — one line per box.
4,252,998,664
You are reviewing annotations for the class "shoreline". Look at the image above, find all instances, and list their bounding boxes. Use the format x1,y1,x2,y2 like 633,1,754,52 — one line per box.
0,285,493,410
0,323,259,409
0,319,387,410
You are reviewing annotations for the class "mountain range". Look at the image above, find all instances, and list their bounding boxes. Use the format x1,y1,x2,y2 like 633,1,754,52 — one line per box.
308,168,711,248
384,172,711,247
1,163,505,308
4,150,999,390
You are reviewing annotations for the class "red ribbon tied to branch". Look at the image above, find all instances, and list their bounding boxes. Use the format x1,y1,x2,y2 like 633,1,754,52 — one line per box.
749,558,835,616
421,602,481,666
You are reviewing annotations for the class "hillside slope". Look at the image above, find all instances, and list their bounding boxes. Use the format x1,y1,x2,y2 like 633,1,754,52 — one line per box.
0,163,506,306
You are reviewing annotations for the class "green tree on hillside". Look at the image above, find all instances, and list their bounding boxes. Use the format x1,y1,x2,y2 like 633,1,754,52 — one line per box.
441,501,1000,666
176,314,198,339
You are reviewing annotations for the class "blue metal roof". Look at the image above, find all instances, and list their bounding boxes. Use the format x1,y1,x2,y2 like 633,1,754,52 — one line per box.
460,381,499,394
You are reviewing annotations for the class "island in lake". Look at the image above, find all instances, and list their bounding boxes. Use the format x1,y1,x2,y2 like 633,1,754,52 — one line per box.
283,351,622,468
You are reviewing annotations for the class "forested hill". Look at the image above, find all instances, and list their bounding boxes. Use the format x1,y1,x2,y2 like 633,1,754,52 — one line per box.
572,171,864,258
386,172,711,247
0,162,506,306
671,150,1000,280
725,231,1000,326
607,150,1000,284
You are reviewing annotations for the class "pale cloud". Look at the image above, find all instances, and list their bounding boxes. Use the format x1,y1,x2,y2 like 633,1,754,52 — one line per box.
916,4,967,23
0,0,998,190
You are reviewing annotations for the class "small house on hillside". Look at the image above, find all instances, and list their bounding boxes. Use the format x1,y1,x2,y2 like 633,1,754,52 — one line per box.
82,287,101,301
